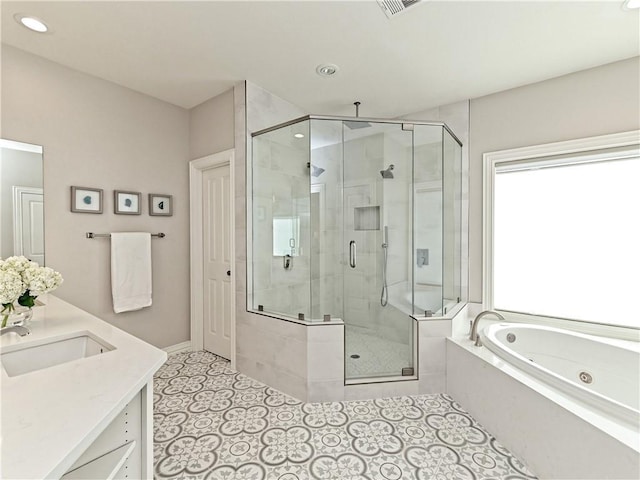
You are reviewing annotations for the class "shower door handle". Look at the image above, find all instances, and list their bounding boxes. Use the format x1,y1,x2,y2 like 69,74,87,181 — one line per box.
349,241,357,268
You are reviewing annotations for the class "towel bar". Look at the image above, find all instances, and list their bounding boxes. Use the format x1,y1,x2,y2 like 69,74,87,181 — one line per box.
86,232,165,239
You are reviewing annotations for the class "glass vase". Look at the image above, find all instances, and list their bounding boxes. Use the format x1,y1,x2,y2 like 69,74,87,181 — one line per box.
2,304,33,328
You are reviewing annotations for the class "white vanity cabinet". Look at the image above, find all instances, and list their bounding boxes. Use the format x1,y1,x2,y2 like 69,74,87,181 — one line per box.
1,296,166,480
61,385,151,479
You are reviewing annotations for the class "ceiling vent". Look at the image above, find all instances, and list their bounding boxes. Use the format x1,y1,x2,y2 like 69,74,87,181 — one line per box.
377,0,422,19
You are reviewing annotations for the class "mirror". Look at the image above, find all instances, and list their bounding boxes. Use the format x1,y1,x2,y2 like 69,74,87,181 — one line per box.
0,139,44,264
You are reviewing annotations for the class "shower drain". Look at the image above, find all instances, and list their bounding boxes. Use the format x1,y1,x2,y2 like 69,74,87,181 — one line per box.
350,354,360,359
579,371,593,384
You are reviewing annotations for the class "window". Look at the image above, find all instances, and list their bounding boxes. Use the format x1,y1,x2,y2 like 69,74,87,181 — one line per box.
272,217,300,256
484,131,640,330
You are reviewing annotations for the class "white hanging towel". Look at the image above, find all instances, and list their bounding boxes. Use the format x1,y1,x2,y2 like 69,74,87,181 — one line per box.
111,232,152,313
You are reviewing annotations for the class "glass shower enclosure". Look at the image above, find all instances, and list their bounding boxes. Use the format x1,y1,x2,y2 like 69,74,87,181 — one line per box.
249,116,464,383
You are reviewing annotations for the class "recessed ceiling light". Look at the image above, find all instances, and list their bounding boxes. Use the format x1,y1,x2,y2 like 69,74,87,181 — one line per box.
294,133,305,139
623,0,640,9
316,64,339,77
14,14,49,33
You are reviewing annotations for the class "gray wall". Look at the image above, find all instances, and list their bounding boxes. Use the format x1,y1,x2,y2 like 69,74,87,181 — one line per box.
2,42,637,352
1,45,191,348
468,56,640,302
189,89,235,159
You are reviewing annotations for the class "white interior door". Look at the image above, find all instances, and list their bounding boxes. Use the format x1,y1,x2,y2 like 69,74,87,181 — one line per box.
13,186,44,264
202,164,232,359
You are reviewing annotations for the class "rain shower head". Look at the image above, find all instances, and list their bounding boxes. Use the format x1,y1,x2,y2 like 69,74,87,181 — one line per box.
344,120,372,130
345,101,372,129
380,164,394,179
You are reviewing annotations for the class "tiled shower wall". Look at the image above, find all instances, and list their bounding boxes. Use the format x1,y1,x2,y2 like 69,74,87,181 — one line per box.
309,129,342,321
251,132,311,319
406,101,470,306
310,128,412,346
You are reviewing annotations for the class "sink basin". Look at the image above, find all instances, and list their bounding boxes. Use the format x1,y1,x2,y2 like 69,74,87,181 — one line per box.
1,332,115,377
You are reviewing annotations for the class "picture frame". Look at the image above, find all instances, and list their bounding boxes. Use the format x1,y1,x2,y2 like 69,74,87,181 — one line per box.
149,194,173,216
114,190,141,215
70,186,103,214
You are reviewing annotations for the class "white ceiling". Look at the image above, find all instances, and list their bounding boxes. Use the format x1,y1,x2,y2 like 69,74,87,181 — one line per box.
2,1,639,117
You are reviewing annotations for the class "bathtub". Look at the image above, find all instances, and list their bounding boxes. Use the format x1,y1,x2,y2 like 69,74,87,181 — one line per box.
480,322,640,427
447,318,640,479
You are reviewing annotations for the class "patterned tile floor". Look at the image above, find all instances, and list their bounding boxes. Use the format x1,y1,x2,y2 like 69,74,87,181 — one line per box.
154,351,537,480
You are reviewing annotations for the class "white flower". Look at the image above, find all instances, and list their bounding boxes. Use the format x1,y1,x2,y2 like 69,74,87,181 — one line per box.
0,256,63,303
1,256,37,273
0,269,24,304
23,265,63,296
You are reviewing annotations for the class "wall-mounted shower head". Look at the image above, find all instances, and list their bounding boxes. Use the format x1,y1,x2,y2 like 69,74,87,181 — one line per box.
311,165,325,177
307,163,325,177
380,164,394,179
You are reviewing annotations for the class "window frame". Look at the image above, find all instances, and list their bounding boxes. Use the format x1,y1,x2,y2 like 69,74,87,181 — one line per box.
482,130,640,338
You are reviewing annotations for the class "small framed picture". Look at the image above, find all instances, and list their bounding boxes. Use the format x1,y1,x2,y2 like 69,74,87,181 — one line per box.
149,194,173,216
114,190,141,215
71,186,103,214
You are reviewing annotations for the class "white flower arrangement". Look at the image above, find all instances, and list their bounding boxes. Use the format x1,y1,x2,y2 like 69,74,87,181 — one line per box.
0,256,63,327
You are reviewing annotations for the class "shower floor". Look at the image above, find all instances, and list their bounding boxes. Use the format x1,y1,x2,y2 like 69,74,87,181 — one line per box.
345,326,412,380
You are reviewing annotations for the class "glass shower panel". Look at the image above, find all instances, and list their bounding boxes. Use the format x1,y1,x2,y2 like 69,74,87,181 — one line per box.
343,121,415,381
443,130,463,312
309,119,344,322
413,125,444,315
251,120,312,320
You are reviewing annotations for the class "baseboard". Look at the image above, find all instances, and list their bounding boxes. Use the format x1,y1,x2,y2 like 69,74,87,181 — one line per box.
163,341,192,355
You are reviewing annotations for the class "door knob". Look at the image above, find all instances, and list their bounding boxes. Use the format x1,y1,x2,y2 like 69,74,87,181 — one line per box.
226,270,231,276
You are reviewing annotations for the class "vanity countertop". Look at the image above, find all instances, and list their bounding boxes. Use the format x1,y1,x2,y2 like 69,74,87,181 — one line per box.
0,295,167,479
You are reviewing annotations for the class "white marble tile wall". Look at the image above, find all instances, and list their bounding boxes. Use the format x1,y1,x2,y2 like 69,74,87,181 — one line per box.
252,132,313,317
235,312,309,401
345,379,421,401
381,134,411,292
307,324,345,402
417,319,452,394
236,81,309,398
310,138,343,320
405,101,470,303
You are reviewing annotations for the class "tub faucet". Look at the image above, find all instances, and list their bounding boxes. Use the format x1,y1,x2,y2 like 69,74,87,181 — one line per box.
469,310,505,347
0,325,30,337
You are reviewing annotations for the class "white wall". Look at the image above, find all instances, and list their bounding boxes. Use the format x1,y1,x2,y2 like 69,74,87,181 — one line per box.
468,56,640,302
1,45,191,348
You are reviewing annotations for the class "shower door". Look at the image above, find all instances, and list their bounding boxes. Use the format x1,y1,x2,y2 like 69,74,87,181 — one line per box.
342,121,415,381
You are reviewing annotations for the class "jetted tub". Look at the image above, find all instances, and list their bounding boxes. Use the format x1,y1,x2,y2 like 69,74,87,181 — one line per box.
480,323,640,427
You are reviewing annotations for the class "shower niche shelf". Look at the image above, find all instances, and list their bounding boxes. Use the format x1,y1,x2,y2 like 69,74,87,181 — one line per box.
354,206,381,230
